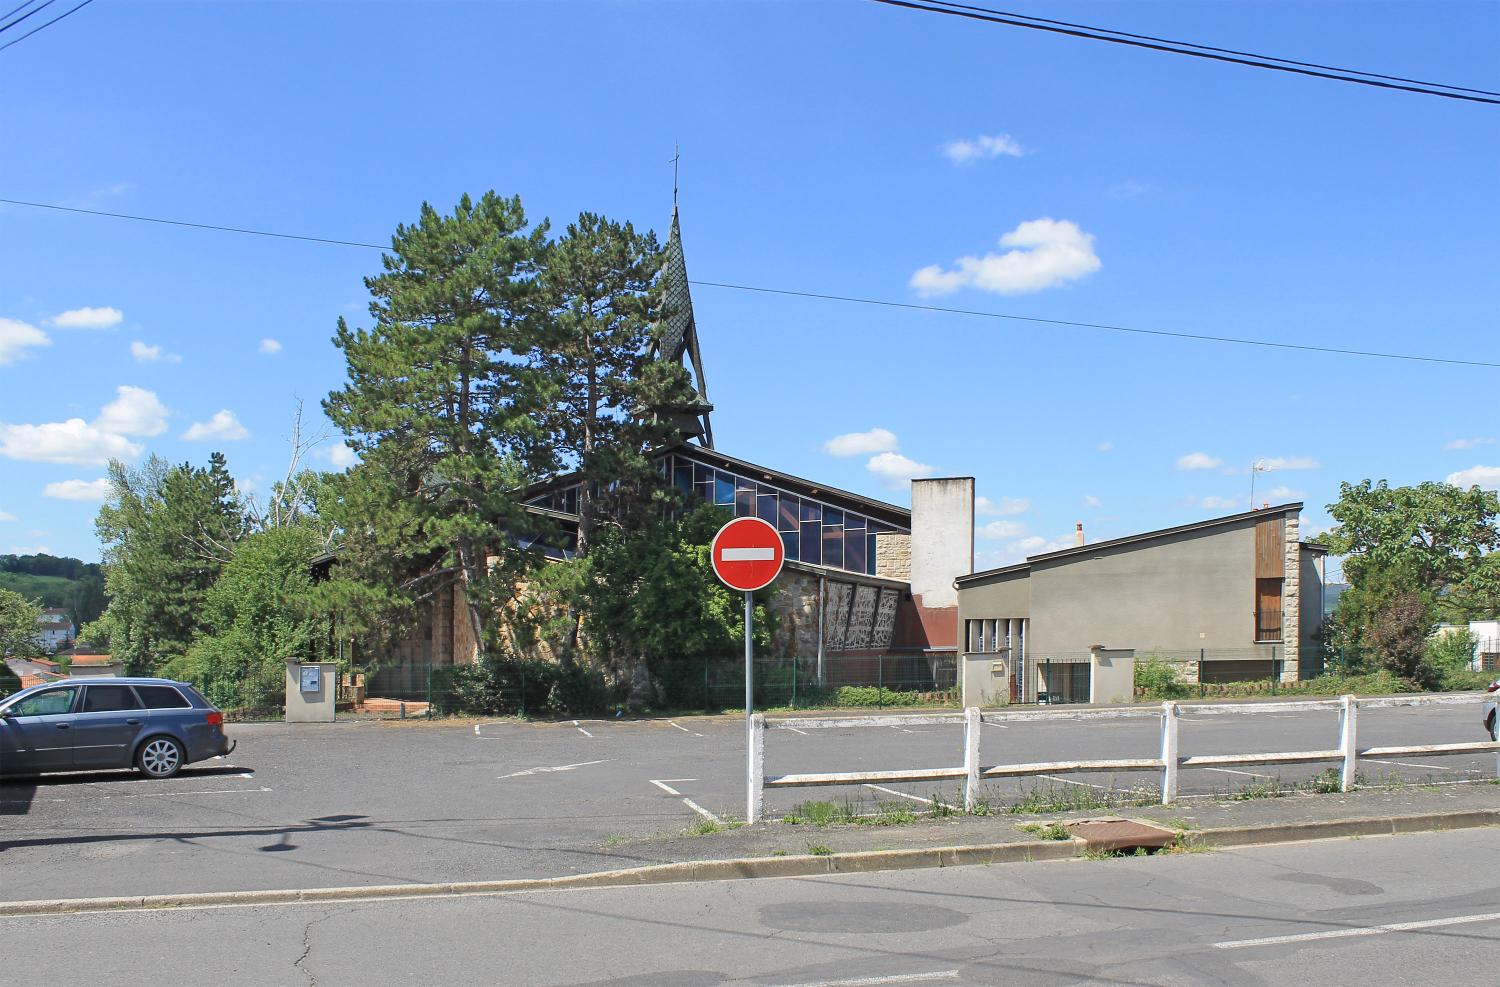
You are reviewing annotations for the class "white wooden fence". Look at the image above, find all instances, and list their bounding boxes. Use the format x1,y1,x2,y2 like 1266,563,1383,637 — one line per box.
746,692,1500,822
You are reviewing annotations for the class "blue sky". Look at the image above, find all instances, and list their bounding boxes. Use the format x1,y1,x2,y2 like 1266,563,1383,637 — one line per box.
1,0,1496,574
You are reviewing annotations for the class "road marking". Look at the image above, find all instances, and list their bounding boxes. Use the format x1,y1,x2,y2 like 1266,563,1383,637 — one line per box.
1213,910,1500,949
497,759,610,779
572,720,594,738
778,971,960,987
785,726,809,736
3,786,272,804
1037,774,1115,792
889,726,918,734
650,780,683,796
1205,767,1277,779
863,784,957,812
1364,758,1455,771
667,720,704,736
681,798,721,823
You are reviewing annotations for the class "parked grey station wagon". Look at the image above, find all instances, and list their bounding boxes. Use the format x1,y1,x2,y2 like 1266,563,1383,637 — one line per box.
0,678,234,779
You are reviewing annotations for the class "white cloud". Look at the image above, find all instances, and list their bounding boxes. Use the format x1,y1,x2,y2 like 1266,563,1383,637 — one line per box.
1258,456,1320,471
0,419,143,465
95,386,168,437
975,495,1029,516
1447,465,1500,491
1008,534,1077,558
0,317,51,365
866,451,933,487
942,133,1026,164
977,520,1027,540
130,340,181,364
910,218,1100,297
1445,437,1495,451
824,427,899,457
259,338,282,355
1198,495,1247,511
49,306,123,330
43,478,112,502
1096,442,1113,452
182,409,250,442
1263,486,1305,502
0,509,15,522
1177,452,1223,471
324,444,358,469
1084,494,1102,508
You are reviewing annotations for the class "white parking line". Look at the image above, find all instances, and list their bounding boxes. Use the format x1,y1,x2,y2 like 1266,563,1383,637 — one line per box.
785,726,809,736
863,784,957,812
572,720,594,738
1213,910,1500,949
1205,767,1277,779
1037,775,1115,792
681,798,721,823
1364,758,1455,771
5,786,273,804
781,970,959,987
650,780,683,796
497,759,610,779
667,721,704,737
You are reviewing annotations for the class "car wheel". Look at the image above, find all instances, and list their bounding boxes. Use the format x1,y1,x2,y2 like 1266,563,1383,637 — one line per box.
136,737,184,779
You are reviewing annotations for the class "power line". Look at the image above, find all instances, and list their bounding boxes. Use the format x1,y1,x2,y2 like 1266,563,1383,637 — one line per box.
0,1,58,34
0,0,97,55
2,195,1495,369
919,1,1500,97
867,0,1500,105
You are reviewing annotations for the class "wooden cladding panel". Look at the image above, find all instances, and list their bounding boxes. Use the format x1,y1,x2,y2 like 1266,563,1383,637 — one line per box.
1255,518,1285,578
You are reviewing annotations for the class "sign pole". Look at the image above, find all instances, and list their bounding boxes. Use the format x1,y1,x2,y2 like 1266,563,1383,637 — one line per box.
744,590,754,822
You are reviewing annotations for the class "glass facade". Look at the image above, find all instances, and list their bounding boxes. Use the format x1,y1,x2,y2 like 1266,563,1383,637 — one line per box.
528,453,909,577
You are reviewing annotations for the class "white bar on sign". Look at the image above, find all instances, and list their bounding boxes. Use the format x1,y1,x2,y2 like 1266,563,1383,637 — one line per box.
721,547,775,561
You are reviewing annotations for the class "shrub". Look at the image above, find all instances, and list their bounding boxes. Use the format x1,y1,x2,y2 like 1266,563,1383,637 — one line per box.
1134,656,1192,700
432,657,611,717
0,662,20,699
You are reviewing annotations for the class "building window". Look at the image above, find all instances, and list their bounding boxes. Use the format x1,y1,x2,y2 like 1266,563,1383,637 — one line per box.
1255,578,1283,642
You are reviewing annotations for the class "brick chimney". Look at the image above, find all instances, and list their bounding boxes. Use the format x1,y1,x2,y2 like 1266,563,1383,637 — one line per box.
1074,521,1085,546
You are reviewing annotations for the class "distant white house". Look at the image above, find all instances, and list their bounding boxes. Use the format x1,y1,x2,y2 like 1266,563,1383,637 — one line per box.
1435,620,1500,672
35,608,75,653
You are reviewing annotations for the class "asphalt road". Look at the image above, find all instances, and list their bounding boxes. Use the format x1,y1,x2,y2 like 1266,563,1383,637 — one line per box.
3,827,1498,985
1,701,1493,901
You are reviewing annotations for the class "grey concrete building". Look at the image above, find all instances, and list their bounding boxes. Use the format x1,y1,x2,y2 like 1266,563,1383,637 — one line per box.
956,504,1327,706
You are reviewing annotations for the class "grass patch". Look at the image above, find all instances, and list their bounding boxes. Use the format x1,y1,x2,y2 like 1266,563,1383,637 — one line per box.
788,799,861,827
806,843,833,856
1007,781,1156,816
602,834,626,847
1017,822,1072,841
1220,778,1285,802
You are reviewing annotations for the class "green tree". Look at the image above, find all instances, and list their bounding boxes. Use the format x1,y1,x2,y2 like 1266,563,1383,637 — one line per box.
0,587,44,658
87,453,246,673
172,525,329,710
323,192,551,657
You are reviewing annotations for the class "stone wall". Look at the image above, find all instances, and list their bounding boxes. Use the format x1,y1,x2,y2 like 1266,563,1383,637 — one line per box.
1281,513,1301,681
875,532,912,582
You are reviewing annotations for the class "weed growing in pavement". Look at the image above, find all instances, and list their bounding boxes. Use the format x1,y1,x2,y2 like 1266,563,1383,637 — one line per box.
1017,822,1072,841
1167,833,1211,854
1304,768,1346,794
867,802,918,827
602,834,627,847
1007,781,1156,815
770,850,788,856
929,792,959,817
1161,817,1197,831
807,843,833,856
1081,847,1122,861
1221,778,1285,802
969,795,992,816
683,813,745,836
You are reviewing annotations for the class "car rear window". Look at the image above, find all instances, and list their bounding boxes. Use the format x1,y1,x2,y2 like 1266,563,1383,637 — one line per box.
83,684,144,712
135,685,192,709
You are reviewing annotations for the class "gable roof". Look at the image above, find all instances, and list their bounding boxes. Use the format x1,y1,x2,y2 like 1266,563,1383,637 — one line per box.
957,503,1304,585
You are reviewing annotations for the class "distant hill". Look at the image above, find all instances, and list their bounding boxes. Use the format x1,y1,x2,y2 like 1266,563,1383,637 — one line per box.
0,554,107,629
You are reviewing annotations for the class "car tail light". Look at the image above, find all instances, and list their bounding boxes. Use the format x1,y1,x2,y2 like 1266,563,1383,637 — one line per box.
1487,681,1499,693
205,711,224,726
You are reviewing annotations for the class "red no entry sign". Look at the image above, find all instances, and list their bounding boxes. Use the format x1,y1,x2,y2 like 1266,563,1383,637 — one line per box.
710,516,785,592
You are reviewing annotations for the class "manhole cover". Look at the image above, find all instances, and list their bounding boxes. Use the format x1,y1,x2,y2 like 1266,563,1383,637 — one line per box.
1065,818,1177,852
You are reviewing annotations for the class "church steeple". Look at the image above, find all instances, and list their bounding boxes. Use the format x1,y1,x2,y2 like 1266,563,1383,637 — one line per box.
653,206,714,447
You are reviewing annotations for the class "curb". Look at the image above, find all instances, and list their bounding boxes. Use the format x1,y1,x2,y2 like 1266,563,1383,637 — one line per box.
3,808,1497,918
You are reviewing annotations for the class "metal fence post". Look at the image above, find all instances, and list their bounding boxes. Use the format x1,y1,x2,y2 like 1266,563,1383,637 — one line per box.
878,653,884,709
1491,697,1500,780
426,663,432,719
519,663,526,718
1160,701,1179,805
704,655,711,714
1339,694,1359,791
792,655,797,709
748,712,765,823
1199,648,1205,699
963,706,981,812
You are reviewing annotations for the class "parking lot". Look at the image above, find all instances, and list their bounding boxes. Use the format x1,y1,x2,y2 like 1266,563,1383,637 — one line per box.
2,700,1494,902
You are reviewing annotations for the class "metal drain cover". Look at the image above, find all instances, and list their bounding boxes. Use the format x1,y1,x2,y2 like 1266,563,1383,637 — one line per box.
1065,818,1178,852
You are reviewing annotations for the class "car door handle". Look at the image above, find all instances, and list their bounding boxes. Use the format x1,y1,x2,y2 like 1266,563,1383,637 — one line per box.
125,718,141,725
55,723,70,730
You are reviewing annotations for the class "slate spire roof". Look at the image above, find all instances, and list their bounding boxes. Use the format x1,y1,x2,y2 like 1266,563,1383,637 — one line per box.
652,206,714,448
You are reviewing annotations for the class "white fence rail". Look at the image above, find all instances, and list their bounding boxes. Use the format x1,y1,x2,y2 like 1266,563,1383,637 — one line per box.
747,692,1500,822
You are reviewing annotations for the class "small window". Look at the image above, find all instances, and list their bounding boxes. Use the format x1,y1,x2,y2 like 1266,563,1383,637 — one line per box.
83,685,143,713
136,685,192,709
7,687,78,717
